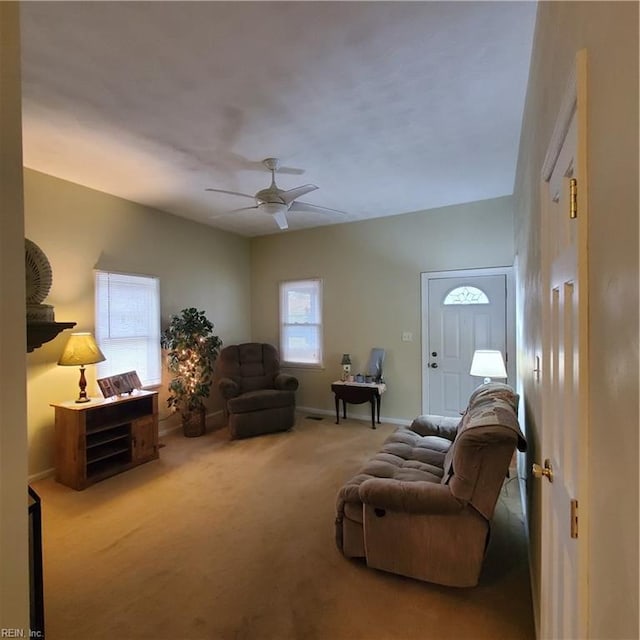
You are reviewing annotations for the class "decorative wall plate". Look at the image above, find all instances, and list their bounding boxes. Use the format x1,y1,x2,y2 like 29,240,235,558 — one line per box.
25,239,53,305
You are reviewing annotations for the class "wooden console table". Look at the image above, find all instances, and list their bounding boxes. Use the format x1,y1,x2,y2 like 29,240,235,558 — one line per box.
51,390,159,490
331,381,387,429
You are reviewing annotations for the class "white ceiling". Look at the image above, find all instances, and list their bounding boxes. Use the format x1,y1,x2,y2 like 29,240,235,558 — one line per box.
19,1,537,237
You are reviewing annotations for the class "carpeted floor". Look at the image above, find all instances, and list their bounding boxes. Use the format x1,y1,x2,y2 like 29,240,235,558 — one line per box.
32,414,535,640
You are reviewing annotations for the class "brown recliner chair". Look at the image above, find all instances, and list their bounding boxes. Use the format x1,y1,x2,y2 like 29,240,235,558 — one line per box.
215,343,299,439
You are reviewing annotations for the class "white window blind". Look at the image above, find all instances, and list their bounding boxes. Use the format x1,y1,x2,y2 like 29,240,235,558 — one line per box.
279,279,323,366
95,271,161,386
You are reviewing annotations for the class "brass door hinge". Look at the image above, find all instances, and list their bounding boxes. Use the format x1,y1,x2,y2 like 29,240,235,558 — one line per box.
571,499,579,538
569,178,578,219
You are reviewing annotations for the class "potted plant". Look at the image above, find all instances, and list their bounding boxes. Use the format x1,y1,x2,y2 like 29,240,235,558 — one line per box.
160,308,222,437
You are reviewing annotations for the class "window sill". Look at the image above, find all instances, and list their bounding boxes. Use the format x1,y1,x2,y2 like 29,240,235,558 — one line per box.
281,362,324,371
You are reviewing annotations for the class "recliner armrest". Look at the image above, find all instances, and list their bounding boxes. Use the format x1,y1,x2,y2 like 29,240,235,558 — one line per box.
359,478,465,515
409,414,460,440
217,377,240,399
274,373,299,391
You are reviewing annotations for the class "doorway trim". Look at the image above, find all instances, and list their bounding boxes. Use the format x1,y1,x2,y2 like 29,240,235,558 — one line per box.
420,266,516,415
535,48,590,640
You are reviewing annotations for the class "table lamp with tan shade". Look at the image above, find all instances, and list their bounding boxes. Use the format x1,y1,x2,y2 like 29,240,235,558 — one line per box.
58,332,106,403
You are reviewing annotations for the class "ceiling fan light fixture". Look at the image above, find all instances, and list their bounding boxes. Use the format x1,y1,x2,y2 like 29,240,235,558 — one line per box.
261,202,289,216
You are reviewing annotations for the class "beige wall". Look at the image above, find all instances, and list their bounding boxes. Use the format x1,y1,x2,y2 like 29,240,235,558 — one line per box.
251,196,514,421
24,170,252,476
0,2,30,630
513,2,639,637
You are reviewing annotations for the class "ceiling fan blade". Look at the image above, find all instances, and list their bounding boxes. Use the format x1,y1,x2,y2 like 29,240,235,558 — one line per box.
222,160,304,175
209,206,259,219
205,188,255,200
281,184,318,205
273,209,289,230
230,206,260,213
289,201,347,215
276,166,305,176
261,157,305,176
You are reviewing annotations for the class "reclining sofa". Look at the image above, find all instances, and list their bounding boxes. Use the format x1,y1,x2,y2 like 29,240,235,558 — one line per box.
335,382,526,587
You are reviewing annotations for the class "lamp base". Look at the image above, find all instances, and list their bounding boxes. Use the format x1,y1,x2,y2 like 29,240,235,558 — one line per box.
75,366,91,403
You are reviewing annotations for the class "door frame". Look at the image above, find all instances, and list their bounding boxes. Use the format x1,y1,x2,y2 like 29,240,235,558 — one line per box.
537,49,590,639
420,266,516,415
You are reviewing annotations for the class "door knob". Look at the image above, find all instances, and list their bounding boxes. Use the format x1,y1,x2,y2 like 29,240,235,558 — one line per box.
429,362,438,368
532,458,554,483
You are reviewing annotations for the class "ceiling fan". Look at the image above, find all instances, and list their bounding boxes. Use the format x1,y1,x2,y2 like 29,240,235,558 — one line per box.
205,158,346,230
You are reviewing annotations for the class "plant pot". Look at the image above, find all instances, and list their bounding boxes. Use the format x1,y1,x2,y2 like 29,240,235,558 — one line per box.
182,407,206,437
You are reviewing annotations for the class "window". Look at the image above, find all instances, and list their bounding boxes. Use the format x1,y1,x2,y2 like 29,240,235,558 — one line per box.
443,285,490,305
95,271,161,386
279,279,323,366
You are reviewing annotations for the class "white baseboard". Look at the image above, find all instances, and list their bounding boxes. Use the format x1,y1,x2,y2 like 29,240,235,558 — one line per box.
297,406,411,427
29,467,55,483
159,422,182,436
159,409,224,436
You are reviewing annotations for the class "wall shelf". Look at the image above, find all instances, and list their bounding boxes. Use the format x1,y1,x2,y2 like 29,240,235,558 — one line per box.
27,321,76,353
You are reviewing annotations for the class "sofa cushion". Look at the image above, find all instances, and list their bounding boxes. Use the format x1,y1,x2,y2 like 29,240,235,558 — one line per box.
336,433,446,510
382,430,451,469
409,414,461,440
227,389,295,414
364,453,444,483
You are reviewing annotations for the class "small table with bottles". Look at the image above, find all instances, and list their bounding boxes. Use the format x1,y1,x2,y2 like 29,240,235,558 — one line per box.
331,381,387,429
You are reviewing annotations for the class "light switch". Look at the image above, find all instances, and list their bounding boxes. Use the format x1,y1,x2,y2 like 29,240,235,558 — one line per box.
402,332,413,342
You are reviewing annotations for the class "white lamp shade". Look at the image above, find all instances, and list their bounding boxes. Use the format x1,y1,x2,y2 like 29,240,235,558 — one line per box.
470,350,507,379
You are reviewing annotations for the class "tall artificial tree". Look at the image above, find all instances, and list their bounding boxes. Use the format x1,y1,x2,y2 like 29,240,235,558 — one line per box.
160,307,222,436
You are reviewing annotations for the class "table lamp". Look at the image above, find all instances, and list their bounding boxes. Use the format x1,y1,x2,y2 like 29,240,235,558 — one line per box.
58,332,106,403
470,349,507,384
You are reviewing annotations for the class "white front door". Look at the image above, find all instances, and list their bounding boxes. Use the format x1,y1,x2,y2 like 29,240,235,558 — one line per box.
538,51,589,639
422,272,508,417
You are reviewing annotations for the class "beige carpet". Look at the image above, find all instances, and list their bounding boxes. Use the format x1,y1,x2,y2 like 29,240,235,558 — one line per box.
32,414,535,640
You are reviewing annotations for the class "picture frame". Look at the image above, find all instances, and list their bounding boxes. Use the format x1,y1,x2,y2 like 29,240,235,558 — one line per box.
367,348,386,382
97,371,142,399
121,370,142,391
97,377,116,399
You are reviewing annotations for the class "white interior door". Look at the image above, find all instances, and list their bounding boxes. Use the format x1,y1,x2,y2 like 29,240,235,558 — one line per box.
425,274,507,416
538,51,589,639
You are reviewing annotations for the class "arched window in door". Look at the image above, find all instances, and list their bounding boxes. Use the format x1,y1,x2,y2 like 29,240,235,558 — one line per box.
443,285,490,305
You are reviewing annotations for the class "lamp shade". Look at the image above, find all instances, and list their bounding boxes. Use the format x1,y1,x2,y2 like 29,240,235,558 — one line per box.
58,333,106,366
470,350,507,379
341,353,352,365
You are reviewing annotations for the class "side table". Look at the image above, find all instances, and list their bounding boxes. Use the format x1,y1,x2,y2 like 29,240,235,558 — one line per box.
331,381,387,429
